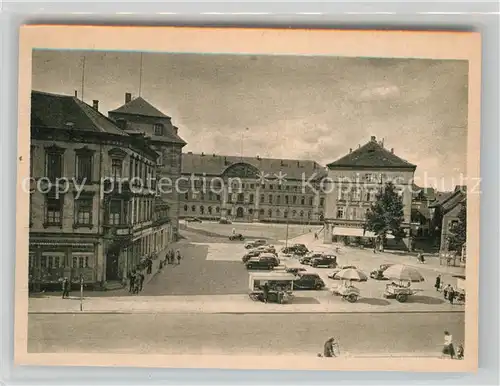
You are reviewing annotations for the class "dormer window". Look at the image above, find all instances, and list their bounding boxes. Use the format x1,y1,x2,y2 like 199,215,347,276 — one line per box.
116,119,127,130
154,123,164,136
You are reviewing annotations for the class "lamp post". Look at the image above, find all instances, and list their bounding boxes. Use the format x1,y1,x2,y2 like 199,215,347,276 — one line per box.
285,204,290,249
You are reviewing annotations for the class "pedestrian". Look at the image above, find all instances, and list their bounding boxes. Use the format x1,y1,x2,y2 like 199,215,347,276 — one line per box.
434,275,442,292
456,344,464,360
314,232,318,240
128,270,135,293
176,249,182,265
61,277,70,299
147,257,153,274
262,282,270,303
138,271,145,292
448,286,455,305
442,331,455,359
323,337,338,357
232,227,236,235
169,250,174,264
443,284,452,300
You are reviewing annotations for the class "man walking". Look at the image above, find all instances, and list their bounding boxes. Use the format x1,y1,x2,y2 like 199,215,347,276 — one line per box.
138,271,145,292
434,274,442,292
176,249,182,265
61,277,70,299
128,270,135,293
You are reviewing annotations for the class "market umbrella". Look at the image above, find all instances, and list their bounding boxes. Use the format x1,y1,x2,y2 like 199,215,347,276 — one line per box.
383,264,425,283
335,268,368,282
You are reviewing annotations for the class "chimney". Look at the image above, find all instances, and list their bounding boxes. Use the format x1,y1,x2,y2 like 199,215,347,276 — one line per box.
297,161,300,167
349,148,352,153
92,100,99,111
74,90,78,98
125,93,132,103
391,148,394,153
213,153,216,157
173,126,178,134
370,135,376,142
201,152,205,156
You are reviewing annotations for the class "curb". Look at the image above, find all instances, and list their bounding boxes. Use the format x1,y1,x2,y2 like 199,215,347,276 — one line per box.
29,309,465,315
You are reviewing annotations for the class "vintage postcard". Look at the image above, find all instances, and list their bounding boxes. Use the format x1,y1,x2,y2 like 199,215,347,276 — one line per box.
16,26,481,372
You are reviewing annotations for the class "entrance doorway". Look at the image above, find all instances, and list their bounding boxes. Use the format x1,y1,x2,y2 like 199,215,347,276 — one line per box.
106,245,121,281
236,207,244,218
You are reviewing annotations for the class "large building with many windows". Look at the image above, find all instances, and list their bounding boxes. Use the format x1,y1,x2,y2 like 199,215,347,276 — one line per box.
179,153,327,224
28,91,179,290
323,135,417,248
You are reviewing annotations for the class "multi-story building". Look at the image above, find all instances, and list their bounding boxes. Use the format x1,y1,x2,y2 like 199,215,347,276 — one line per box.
179,153,327,224
323,135,417,248
108,92,187,241
29,91,171,290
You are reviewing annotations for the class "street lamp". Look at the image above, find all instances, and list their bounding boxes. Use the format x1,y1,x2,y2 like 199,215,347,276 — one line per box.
285,204,290,249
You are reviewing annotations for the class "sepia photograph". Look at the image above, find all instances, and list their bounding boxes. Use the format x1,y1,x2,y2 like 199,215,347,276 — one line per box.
16,26,481,372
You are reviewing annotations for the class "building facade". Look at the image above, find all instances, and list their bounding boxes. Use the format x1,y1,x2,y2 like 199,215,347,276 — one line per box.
179,153,327,224
29,91,172,290
323,136,417,248
108,93,187,241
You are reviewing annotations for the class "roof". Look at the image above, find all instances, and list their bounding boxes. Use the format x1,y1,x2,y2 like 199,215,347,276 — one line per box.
181,153,326,180
31,91,128,136
109,96,170,119
327,137,416,170
429,189,466,211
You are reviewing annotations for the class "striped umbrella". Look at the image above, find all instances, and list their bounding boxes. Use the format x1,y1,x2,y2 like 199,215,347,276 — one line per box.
383,264,425,282
335,268,368,282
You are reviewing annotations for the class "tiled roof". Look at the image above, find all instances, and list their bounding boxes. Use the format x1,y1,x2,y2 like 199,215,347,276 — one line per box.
181,153,326,181
31,91,128,136
327,137,416,169
109,96,170,119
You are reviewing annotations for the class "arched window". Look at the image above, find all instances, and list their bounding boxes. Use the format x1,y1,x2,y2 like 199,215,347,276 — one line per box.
259,209,265,215
249,208,253,215
184,205,188,211
285,195,289,205
308,211,312,219
276,209,281,217
200,206,205,214
277,195,281,205
292,210,297,217
268,209,273,217
300,210,304,217
216,207,220,213
268,195,273,204
284,210,288,219
191,205,196,212
301,196,305,205
292,196,297,204
309,197,314,206
208,206,212,214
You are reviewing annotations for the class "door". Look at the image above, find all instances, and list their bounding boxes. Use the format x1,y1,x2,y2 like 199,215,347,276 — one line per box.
106,249,120,281
236,207,244,218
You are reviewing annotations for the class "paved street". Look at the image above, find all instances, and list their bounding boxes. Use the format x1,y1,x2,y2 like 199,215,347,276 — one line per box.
28,312,465,357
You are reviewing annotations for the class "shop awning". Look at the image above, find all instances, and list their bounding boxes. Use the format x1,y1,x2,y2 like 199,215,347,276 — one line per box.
331,227,394,239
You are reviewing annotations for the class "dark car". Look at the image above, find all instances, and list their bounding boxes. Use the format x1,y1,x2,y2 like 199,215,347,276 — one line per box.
293,273,326,290
370,264,394,280
282,244,309,256
245,256,275,270
310,255,338,268
242,250,261,263
229,233,244,241
299,253,325,265
185,217,202,223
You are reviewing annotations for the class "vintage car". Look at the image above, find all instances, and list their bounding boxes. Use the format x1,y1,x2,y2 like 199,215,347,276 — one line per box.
282,244,309,256
245,253,280,270
244,239,267,249
310,255,338,268
369,264,394,280
299,252,325,265
218,217,232,224
327,265,358,280
229,233,244,241
292,273,326,290
242,249,262,263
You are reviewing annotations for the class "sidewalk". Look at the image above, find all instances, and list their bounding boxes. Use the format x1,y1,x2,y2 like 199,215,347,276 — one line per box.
28,293,464,314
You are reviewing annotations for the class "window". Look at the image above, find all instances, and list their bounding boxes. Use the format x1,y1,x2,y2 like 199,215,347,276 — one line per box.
249,194,254,203
300,210,304,218
129,157,135,179
249,208,253,215
301,196,305,205
340,189,348,201
111,158,122,180
366,190,372,201
41,255,61,269
285,196,289,205
309,197,314,206
268,195,273,204
72,256,90,268
76,153,92,182
184,192,189,200
449,220,458,231
320,197,324,207
227,209,232,216
284,210,288,218
277,196,281,205
184,205,188,211
156,151,163,166
237,193,244,203
260,209,264,215
46,149,64,180
308,211,312,219
336,207,345,219
293,196,297,205
353,188,361,201
216,194,221,201
351,207,357,220
260,194,264,203
154,123,164,136
45,190,63,225
215,207,220,213
276,209,281,217
200,206,205,215
191,205,196,212
75,197,93,225
208,206,212,215
109,199,122,225
268,209,272,217
292,210,297,217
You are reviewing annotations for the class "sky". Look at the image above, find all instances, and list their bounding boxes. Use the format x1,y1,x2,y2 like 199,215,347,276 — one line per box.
31,50,469,190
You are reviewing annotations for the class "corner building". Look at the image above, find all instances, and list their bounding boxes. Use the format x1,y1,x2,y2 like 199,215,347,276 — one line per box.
323,136,416,248
180,153,327,224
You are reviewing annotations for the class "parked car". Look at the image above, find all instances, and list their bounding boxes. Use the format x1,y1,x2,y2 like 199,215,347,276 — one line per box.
327,265,358,280
242,250,262,263
293,272,326,290
255,245,276,254
244,239,267,249
299,252,325,265
369,264,394,280
185,217,202,223
310,255,338,268
282,244,309,256
245,256,276,270
219,217,232,224
259,252,280,267
229,233,244,241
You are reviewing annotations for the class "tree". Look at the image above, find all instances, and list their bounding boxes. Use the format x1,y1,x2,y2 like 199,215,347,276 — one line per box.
365,182,406,250
447,202,467,253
